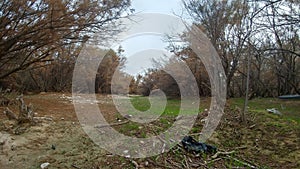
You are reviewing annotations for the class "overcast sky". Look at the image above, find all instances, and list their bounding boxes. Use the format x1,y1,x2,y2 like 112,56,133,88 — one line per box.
131,0,183,14
119,0,184,76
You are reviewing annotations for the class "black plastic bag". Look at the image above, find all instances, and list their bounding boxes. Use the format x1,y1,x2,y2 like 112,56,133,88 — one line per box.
181,136,217,154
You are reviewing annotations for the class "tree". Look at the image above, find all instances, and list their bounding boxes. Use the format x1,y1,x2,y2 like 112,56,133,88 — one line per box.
96,49,127,94
183,0,253,97
0,0,131,80
251,0,300,95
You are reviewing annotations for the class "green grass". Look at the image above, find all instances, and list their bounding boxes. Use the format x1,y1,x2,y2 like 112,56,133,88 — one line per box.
115,96,208,137
130,96,151,112
129,96,208,116
118,96,300,140
122,96,300,127
229,97,300,123
129,96,182,116
117,96,300,141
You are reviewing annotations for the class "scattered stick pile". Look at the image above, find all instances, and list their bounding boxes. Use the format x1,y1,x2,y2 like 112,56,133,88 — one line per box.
3,95,35,124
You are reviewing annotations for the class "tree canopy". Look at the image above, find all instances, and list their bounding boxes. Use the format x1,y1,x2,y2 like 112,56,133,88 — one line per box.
0,0,131,79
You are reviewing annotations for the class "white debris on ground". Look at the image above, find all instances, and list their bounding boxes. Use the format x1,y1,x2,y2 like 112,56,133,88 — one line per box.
40,162,50,169
59,94,130,105
60,94,102,105
266,108,283,115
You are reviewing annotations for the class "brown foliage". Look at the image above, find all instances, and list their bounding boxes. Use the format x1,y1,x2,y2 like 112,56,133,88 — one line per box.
0,0,131,79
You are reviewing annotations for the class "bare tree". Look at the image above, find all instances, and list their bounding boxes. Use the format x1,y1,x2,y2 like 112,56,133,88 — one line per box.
252,0,300,95
183,0,254,97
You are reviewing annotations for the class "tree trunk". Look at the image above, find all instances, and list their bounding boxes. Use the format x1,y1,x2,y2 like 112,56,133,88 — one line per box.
242,54,251,123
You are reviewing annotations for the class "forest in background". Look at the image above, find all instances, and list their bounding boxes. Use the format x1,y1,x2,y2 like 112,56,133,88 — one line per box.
0,0,299,98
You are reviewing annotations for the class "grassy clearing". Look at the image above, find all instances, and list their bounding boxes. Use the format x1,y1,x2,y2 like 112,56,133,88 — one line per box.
115,96,208,136
129,96,300,123
117,96,300,168
121,96,300,138
229,97,300,123
129,96,210,116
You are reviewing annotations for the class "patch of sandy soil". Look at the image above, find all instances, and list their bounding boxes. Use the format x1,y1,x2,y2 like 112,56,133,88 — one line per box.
0,93,118,169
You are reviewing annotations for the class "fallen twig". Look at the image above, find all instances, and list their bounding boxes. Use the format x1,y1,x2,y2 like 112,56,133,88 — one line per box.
234,146,248,150
3,107,17,120
71,164,80,169
157,134,167,143
240,156,260,169
94,120,129,128
208,157,222,164
190,162,209,169
212,151,235,159
183,155,190,169
249,124,256,129
148,159,173,169
189,132,201,136
225,155,257,169
131,160,139,169
166,159,182,169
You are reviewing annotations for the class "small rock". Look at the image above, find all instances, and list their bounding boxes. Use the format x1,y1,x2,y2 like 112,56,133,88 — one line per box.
145,161,149,166
61,118,65,120
40,162,50,169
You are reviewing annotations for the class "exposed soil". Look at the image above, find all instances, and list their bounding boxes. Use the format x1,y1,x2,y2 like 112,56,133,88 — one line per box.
0,93,299,169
